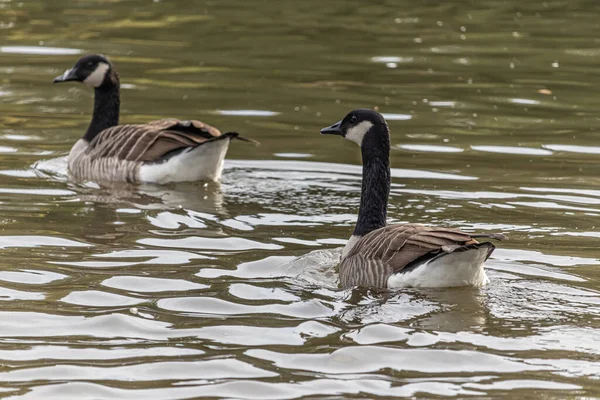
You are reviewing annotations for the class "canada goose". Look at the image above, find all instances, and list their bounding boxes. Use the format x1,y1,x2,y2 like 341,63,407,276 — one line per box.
320,109,505,289
53,54,255,184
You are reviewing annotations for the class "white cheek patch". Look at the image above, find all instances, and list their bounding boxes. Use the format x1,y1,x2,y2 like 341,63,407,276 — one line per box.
344,121,373,146
83,62,110,88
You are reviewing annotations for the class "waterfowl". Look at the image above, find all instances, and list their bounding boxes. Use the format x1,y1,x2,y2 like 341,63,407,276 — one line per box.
54,54,254,184
320,109,505,289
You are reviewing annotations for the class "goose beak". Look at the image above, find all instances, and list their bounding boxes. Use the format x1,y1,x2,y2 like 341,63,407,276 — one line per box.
320,120,343,135
53,68,77,83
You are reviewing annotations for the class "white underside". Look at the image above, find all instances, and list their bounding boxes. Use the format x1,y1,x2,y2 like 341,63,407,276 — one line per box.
387,246,490,288
138,139,231,184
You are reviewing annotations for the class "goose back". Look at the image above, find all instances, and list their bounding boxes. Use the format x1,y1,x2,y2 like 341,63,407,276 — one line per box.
85,118,221,161
339,223,496,288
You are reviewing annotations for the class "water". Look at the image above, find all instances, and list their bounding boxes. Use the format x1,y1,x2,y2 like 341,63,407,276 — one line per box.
1,0,600,398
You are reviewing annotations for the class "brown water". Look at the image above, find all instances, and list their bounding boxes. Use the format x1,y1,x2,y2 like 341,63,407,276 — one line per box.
1,0,600,398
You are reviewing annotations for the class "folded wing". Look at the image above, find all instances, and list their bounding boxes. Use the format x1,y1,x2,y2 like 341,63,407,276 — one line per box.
85,119,222,163
340,223,504,287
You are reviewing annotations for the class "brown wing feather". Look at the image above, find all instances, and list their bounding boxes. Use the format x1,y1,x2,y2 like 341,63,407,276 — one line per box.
86,119,222,162
341,224,502,287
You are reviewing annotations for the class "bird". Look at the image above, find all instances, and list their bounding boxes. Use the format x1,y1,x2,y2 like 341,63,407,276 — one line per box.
320,109,505,289
53,54,256,184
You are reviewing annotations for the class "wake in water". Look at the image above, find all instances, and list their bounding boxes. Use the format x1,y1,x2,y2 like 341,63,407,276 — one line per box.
283,247,342,289
32,156,69,181
32,156,227,212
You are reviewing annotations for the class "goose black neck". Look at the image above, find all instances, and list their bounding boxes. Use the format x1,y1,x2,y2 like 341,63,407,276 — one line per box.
353,124,391,237
84,77,120,142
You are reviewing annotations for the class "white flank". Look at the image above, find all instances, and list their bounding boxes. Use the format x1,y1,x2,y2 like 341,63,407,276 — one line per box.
345,121,373,146
387,246,491,288
138,139,231,184
342,234,361,258
67,138,88,179
68,138,87,159
84,62,110,88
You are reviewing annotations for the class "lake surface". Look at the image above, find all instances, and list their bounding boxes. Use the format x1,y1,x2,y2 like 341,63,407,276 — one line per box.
1,0,600,398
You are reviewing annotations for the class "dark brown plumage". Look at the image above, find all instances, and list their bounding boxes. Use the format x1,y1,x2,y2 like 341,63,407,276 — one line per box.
84,119,223,162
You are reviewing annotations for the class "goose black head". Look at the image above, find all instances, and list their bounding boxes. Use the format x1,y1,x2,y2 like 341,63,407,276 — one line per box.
320,109,388,147
53,54,115,88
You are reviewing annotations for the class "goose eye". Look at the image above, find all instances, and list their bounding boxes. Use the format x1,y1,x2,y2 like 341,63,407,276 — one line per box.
350,115,357,124
87,62,94,68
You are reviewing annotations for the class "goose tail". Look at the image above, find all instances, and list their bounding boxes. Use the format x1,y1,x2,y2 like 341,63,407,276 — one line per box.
471,232,507,241
388,242,494,288
221,132,260,146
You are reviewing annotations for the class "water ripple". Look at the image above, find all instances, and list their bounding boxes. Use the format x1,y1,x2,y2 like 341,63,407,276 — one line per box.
2,0,600,397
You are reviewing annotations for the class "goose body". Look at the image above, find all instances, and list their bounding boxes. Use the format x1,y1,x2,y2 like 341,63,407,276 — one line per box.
54,54,252,184
321,109,505,289
67,119,235,184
